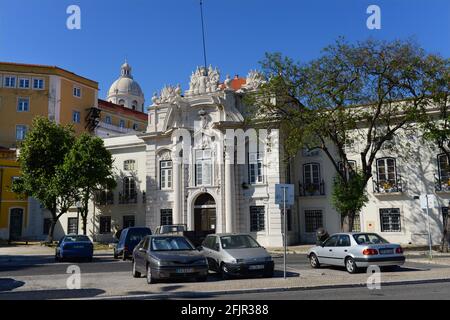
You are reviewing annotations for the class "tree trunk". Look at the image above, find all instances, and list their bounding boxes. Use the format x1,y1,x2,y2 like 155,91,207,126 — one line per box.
47,213,57,243
82,215,88,236
441,214,450,253
341,211,356,232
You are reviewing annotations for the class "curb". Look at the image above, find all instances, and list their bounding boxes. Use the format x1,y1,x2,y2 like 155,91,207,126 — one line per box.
77,277,450,300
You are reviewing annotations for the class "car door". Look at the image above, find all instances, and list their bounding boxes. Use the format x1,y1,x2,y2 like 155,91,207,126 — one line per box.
317,235,338,265
134,238,147,272
203,236,219,271
334,235,352,267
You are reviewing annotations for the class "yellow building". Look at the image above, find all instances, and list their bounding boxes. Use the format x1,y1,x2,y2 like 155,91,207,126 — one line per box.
0,62,99,148
0,148,27,240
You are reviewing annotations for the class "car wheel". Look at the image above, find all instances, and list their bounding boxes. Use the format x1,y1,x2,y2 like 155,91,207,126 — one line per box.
113,249,118,260
132,260,141,278
220,264,230,280
55,254,60,262
345,257,359,274
309,253,321,269
122,253,128,261
146,265,154,284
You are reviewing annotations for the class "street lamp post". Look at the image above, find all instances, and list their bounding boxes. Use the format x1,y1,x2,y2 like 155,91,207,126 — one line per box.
76,201,82,235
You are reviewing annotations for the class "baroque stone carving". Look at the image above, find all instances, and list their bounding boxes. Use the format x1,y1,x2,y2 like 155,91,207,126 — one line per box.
152,84,182,105
242,70,266,91
186,66,220,96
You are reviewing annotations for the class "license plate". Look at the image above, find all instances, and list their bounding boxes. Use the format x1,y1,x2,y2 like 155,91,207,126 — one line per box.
176,268,194,273
379,249,393,255
249,265,264,270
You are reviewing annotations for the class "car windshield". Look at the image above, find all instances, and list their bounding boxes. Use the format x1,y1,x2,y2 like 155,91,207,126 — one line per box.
161,225,185,233
151,237,194,251
220,235,261,249
128,229,151,242
353,233,389,245
64,235,90,242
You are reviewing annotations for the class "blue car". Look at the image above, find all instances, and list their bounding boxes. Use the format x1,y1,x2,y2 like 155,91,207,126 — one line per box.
114,227,152,260
55,235,94,262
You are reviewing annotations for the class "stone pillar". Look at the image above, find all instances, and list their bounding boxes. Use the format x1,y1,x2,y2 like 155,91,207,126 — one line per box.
172,137,182,225
225,153,235,233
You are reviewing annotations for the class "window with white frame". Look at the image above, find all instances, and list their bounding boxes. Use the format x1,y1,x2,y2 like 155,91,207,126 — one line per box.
33,78,44,90
4,76,16,88
376,157,397,186
195,149,212,186
119,119,125,128
105,116,112,124
338,160,357,176
160,160,173,190
67,218,79,235
249,152,263,184
17,98,29,112
18,78,30,89
380,208,401,232
303,163,321,194
133,123,139,131
438,154,450,185
73,86,81,97
72,111,81,123
304,210,323,233
123,177,137,200
250,206,265,232
16,125,27,141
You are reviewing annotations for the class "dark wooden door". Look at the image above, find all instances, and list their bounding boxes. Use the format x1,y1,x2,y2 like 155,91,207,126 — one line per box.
9,209,24,241
194,208,216,232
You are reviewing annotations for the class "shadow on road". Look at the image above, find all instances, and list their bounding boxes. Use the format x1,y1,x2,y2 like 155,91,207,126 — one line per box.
0,278,25,292
0,288,105,300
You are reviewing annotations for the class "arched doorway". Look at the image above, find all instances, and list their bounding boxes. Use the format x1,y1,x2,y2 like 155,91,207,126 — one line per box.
194,193,216,232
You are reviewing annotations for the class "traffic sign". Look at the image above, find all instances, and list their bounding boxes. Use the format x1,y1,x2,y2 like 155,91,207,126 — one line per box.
275,184,295,206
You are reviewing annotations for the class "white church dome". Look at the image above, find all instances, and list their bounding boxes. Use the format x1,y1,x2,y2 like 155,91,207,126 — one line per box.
107,61,145,112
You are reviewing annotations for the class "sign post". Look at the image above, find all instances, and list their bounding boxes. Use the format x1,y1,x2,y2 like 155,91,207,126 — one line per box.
275,184,295,280
420,194,436,260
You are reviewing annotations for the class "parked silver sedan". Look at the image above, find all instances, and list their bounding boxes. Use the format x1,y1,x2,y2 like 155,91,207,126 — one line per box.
307,233,406,274
200,233,274,279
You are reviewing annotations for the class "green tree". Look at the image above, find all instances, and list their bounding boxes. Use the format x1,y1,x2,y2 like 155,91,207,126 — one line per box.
62,133,116,236
247,38,447,231
11,117,77,242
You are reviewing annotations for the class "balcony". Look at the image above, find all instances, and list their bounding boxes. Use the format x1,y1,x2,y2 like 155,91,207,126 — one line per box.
94,191,114,206
97,121,138,135
299,181,325,197
119,192,138,204
435,175,450,193
373,175,404,194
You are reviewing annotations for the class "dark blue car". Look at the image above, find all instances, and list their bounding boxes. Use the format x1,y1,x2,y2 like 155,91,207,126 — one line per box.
55,235,94,262
114,227,152,260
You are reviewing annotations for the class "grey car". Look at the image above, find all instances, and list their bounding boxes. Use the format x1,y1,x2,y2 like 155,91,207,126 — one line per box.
307,232,406,274
131,235,209,284
200,234,274,279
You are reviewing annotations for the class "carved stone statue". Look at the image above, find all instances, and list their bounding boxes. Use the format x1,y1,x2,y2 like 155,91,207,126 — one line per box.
186,66,221,96
153,85,182,105
243,70,266,91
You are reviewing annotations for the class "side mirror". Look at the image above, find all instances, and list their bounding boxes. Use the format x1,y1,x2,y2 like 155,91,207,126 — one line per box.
138,247,146,253
197,246,203,251
215,244,220,251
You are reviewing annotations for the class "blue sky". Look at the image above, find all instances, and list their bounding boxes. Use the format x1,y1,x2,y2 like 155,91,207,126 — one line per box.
0,0,449,107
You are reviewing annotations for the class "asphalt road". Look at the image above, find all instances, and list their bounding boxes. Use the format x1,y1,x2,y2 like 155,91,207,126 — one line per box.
188,281,450,300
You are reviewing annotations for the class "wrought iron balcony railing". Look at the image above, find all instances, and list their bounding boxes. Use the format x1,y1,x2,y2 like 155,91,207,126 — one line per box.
94,191,114,206
435,175,450,192
299,181,325,197
373,175,403,194
119,192,138,204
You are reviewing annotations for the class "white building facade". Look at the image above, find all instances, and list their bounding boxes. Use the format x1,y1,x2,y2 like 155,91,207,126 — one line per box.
52,67,450,247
